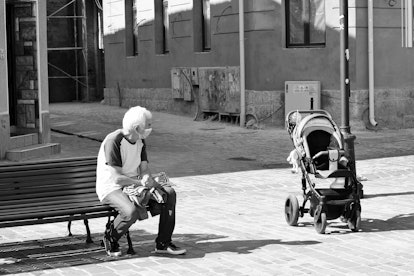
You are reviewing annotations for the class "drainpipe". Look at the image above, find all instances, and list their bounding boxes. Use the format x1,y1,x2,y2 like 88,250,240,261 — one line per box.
239,0,245,127
368,0,378,126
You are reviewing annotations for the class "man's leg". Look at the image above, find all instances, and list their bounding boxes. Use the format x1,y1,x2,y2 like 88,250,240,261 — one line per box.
155,186,176,244
102,189,140,256
152,186,186,255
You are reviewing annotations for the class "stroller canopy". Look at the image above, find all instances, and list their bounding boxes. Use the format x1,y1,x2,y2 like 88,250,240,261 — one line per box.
292,113,343,159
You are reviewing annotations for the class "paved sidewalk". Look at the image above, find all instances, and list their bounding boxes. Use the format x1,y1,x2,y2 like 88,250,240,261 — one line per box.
0,102,414,275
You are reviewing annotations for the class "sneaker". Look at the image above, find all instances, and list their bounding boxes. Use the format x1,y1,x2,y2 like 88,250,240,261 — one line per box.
102,232,121,257
155,242,186,255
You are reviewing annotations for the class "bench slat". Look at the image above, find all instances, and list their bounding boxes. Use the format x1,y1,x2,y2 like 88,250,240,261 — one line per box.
0,166,96,182
0,191,98,208
0,187,96,200
0,179,96,194
0,157,97,171
0,204,111,222
0,210,117,229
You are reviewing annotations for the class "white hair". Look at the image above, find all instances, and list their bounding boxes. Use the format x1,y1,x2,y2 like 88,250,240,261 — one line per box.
122,106,152,133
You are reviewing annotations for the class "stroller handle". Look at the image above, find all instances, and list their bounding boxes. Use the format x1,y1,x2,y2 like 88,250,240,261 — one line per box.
312,150,345,160
286,109,331,121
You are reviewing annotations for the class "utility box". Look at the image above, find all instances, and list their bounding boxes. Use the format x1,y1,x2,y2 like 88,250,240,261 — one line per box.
198,66,240,114
171,68,193,101
285,81,321,117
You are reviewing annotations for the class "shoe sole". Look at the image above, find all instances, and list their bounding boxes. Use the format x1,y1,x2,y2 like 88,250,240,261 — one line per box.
107,251,122,257
154,248,187,255
102,238,122,257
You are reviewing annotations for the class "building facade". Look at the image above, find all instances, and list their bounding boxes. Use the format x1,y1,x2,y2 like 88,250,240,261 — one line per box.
105,0,413,129
0,0,105,160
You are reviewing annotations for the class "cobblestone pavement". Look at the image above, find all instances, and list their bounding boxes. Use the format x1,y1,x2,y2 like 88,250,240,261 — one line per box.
1,102,414,275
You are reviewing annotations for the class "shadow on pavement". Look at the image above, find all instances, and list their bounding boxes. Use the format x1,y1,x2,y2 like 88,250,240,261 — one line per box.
0,230,320,274
161,239,321,259
360,213,414,232
285,213,414,234
363,191,414,199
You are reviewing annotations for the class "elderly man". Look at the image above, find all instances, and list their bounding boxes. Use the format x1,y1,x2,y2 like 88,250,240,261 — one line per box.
96,106,186,257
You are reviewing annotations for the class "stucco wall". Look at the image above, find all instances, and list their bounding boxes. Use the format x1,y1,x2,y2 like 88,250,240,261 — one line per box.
102,0,414,129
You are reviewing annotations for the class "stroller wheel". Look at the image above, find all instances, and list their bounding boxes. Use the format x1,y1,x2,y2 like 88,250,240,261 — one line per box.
314,210,327,234
348,210,361,232
284,194,300,226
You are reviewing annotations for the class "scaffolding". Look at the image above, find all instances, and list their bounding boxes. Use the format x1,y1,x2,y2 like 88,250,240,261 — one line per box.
47,0,89,101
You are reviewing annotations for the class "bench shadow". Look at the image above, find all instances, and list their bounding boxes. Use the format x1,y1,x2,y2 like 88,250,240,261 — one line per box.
0,230,320,274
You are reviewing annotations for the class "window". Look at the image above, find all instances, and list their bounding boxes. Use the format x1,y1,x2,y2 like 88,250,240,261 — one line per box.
193,0,211,52
155,0,169,54
202,0,211,50
98,9,104,50
125,0,138,55
285,0,325,48
163,0,169,53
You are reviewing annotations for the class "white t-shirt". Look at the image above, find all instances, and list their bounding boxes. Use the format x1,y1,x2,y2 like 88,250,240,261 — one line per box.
96,129,148,201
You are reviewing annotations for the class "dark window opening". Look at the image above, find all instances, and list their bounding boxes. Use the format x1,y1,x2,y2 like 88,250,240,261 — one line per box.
285,0,325,48
162,0,169,53
202,0,211,50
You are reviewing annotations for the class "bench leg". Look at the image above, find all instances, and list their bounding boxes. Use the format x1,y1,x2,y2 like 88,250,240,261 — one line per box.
126,231,135,255
84,218,93,243
67,220,73,236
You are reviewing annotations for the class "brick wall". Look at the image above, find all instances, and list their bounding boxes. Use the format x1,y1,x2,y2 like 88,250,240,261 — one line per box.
13,3,38,129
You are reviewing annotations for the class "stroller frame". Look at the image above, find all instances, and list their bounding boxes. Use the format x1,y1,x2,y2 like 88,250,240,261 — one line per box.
284,110,362,234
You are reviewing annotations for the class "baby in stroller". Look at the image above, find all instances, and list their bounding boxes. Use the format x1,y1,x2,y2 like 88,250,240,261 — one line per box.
284,110,362,234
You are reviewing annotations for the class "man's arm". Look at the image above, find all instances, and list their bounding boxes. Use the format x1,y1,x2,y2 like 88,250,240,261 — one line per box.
139,161,161,188
107,165,141,187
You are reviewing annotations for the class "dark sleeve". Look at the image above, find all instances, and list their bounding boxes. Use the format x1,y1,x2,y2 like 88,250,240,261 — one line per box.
104,136,123,167
141,139,149,162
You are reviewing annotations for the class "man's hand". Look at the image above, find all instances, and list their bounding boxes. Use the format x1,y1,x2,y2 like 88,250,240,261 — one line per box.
141,174,161,189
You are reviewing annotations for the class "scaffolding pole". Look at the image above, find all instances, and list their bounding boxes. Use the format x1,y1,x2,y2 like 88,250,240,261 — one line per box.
46,0,89,101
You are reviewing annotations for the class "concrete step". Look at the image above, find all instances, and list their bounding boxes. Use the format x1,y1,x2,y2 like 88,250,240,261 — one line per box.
9,133,39,149
6,143,61,161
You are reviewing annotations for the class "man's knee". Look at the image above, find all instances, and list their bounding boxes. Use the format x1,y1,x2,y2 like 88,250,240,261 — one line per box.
120,205,140,222
163,187,176,204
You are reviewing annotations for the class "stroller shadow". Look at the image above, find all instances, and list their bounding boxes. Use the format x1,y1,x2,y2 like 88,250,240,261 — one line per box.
293,213,414,234
363,191,414,199
359,213,414,232
0,230,321,274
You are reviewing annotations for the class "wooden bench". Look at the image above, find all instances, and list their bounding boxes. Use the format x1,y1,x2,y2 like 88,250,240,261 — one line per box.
0,156,135,254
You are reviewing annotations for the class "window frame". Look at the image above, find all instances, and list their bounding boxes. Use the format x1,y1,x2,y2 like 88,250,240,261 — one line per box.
125,0,138,56
193,0,211,52
285,0,326,48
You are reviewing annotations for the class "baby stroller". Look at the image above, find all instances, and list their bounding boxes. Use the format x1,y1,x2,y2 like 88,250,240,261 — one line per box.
284,110,361,234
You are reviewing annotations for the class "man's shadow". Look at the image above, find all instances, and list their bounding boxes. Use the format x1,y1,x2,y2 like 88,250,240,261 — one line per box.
125,231,320,259
0,230,320,274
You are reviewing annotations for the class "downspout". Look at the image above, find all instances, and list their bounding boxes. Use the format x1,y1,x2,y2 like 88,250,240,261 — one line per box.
239,0,246,127
368,0,378,126
407,0,413,47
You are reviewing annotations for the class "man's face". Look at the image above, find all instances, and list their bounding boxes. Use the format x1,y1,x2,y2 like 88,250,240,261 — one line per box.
130,118,152,142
